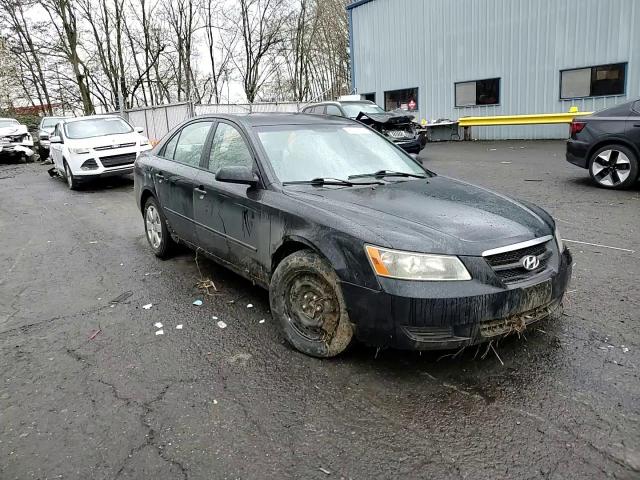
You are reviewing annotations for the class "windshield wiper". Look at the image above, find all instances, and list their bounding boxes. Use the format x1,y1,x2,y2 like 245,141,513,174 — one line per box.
349,170,427,180
283,177,382,186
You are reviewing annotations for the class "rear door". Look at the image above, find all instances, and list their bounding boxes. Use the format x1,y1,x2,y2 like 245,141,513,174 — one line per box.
153,120,213,245
193,120,269,281
627,100,640,150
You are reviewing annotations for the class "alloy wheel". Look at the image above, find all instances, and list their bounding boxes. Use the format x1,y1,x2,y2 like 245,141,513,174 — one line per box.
591,149,631,187
145,205,162,249
65,163,73,188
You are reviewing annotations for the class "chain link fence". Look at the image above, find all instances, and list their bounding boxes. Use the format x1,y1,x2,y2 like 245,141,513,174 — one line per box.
125,101,305,142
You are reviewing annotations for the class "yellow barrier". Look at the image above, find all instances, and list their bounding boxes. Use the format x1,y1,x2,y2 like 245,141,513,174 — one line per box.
457,108,592,127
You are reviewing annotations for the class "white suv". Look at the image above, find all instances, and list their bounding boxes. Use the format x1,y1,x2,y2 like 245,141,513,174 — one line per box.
50,115,151,189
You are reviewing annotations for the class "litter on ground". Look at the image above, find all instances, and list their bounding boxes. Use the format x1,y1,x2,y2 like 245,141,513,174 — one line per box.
259,319,265,324
88,328,102,340
193,299,203,306
212,316,218,320
110,291,133,304
143,303,152,310
176,324,183,330
247,303,253,308
217,321,227,329
155,329,164,335
154,322,163,329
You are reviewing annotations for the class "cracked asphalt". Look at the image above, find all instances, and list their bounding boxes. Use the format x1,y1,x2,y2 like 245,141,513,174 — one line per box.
1,140,639,480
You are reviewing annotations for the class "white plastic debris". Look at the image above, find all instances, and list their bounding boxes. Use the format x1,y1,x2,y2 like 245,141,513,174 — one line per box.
120,263,124,266
143,304,152,310
193,299,203,306
259,319,265,324
247,303,254,308
319,467,331,475
155,329,164,335
622,347,629,353
213,399,218,404
89,241,98,244
176,324,183,330
212,316,218,320
217,321,227,329
500,161,512,164
154,322,163,329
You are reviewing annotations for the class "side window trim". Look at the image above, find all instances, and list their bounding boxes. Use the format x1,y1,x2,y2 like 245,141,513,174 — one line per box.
160,119,213,166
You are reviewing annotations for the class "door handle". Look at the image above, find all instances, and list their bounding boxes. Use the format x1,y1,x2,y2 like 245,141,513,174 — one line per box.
155,172,165,181
633,124,640,127
194,186,207,195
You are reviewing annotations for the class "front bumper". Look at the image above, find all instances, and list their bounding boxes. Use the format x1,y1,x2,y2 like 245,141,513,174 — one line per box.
341,248,572,350
391,138,422,154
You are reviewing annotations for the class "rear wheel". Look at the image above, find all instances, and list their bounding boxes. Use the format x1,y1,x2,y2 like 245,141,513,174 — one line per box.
269,250,353,358
589,144,638,189
143,197,174,258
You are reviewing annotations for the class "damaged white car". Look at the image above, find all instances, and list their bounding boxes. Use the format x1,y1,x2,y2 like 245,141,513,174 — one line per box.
0,118,36,162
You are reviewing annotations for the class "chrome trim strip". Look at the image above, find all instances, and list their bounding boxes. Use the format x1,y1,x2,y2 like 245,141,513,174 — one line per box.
482,235,553,257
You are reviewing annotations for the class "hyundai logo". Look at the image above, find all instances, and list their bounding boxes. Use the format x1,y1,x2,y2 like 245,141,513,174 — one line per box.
521,255,540,271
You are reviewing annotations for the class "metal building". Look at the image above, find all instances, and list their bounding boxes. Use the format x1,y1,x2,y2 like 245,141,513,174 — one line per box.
347,0,640,139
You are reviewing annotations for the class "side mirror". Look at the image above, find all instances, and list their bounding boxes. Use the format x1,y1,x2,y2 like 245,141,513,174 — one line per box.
50,135,62,144
216,166,259,187
135,126,144,134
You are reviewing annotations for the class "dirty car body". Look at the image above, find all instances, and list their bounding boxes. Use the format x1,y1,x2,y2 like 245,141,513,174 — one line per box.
0,118,35,160
135,113,572,355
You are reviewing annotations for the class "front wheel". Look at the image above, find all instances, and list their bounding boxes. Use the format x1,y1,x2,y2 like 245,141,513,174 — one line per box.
143,197,175,258
589,144,639,189
64,161,78,190
269,250,354,358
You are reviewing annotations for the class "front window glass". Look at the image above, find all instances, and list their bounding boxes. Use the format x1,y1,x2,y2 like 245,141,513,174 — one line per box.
0,119,19,128
64,117,133,139
256,124,425,183
41,117,64,128
342,103,385,118
208,123,253,173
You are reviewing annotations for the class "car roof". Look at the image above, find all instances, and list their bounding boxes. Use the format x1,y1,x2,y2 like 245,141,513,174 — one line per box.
304,100,375,107
198,112,355,127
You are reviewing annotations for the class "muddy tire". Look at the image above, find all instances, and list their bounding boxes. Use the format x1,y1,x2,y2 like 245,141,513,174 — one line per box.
269,250,353,358
143,196,175,259
588,144,638,189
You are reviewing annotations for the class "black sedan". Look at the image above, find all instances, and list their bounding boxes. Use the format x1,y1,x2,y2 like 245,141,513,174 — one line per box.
134,113,572,357
567,99,640,189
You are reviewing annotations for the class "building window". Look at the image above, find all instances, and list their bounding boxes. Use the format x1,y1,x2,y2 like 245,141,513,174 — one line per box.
362,92,376,103
384,88,418,111
560,63,626,99
455,78,500,107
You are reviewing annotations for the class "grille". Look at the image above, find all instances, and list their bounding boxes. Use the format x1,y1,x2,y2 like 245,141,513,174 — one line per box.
480,300,560,337
99,152,136,167
485,241,552,284
94,142,136,151
386,129,413,139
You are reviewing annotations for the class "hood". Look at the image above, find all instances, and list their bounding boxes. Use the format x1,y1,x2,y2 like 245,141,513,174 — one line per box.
355,111,414,126
0,124,28,138
66,131,142,148
284,176,553,255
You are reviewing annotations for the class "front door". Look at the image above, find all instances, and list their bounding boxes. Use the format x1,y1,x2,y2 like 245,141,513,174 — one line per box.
193,121,269,281
153,120,213,245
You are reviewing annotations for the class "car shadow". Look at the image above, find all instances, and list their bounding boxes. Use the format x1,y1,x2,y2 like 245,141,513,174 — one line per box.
565,175,640,191
77,174,134,192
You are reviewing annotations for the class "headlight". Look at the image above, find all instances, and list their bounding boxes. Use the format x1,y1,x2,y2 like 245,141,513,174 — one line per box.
69,147,90,154
140,138,149,146
554,224,564,252
365,245,471,281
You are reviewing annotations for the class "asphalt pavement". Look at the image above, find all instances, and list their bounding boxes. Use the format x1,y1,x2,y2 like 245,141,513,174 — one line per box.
1,140,638,480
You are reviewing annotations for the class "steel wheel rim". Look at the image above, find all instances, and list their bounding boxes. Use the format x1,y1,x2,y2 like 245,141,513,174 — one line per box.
592,149,631,186
284,272,340,343
145,205,162,249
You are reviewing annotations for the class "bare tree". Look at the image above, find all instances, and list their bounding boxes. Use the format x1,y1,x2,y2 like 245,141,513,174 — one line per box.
202,0,237,104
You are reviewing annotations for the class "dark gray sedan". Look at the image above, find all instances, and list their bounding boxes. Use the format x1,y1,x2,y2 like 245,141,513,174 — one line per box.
134,113,572,357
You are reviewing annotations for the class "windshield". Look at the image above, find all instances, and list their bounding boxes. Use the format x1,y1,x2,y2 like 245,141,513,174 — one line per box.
342,103,385,118
64,117,133,139
0,119,19,128
41,117,64,128
255,124,426,183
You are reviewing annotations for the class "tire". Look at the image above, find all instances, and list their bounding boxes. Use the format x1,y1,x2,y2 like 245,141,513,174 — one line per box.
269,250,354,358
63,160,78,190
589,144,639,189
143,196,175,259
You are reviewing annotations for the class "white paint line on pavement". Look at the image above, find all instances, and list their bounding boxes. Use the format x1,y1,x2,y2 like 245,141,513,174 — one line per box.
563,239,635,253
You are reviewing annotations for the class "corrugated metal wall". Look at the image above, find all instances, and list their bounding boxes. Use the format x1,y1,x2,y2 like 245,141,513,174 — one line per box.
351,0,640,139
